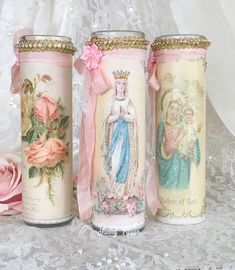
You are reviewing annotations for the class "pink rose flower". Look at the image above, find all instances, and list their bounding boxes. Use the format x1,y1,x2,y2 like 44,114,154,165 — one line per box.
0,154,22,215
80,44,103,71
123,193,129,201
101,201,110,213
126,203,137,217
34,95,60,124
25,138,66,169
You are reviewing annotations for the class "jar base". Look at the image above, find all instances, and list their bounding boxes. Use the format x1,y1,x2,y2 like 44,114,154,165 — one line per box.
91,212,145,235
23,215,73,227
91,223,144,236
156,215,205,225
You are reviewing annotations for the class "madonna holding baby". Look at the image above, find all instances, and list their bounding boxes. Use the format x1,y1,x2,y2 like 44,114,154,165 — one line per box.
157,100,200,190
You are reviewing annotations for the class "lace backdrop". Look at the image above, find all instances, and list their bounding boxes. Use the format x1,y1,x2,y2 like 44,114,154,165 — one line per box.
0,0,234,168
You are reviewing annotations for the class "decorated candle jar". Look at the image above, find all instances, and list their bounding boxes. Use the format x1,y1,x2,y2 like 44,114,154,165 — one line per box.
12,31,76,226
149,35,210,224
75,30,153,234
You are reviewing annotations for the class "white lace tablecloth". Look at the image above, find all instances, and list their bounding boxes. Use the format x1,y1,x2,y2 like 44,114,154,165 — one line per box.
1,1,235,268
0,100,235,270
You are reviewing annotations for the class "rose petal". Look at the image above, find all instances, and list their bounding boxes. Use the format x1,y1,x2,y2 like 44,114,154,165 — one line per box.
0,182,22,202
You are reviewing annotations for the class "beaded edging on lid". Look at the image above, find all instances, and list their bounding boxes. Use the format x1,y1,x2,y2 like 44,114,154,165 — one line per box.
17,39,77,55
86,36,149,51
151,36,210,51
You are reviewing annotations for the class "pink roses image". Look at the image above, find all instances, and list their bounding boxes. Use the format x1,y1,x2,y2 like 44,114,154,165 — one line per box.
34,95,60,124
21,74,69,202
101,201,110,213
0,154,22,215
126,203,137,217
25,138,66,169
93,177,144,216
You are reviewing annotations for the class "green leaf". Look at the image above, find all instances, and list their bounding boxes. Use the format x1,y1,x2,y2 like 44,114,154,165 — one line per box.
31,116,37,126
35,123,46,136
27,129,37,143
54,163,64,176
29,166,39,178
37,92,43,97
59,115,69,129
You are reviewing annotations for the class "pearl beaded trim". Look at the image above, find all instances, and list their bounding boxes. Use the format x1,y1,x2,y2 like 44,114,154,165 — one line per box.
17,39,77,55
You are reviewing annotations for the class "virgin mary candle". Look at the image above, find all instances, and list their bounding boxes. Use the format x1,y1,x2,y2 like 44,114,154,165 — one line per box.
151,35,210,224
75,30,149,234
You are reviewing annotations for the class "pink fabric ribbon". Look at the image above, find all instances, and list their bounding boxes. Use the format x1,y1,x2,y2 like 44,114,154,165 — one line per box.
147,49,159,92
10,28,33,94
19,52,72,67
146,49,162,215
74,44,111,220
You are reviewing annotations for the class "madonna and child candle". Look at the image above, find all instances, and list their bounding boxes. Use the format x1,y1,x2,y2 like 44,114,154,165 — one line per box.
150,35,210,224
75,30,150,234
11,31,76,226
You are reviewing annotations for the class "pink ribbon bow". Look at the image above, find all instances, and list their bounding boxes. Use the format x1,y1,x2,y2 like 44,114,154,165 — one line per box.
74,44,111,220
10,28,33,94
146,49,162,215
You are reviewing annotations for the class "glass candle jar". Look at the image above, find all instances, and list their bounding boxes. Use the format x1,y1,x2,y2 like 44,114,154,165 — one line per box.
76,30,149,234
17,35,76,226
151,35,210,224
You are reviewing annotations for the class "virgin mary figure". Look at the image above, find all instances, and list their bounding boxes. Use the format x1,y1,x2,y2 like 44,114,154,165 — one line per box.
103,70,138,199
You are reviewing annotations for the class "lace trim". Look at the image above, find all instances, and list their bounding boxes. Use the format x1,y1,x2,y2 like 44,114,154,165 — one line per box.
23,214,73,225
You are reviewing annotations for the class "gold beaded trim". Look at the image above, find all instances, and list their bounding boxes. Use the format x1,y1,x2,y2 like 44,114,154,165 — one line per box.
18,39,77,55
151,37,210,51
86,36,149,51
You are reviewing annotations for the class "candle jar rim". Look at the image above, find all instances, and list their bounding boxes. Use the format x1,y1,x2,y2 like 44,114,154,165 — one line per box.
154,34,207,41
20,35,72,42
91,30,145,38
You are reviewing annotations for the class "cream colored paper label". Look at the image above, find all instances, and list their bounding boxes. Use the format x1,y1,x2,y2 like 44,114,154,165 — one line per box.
20,62,73,222
156,57,206,222
92,56,146,231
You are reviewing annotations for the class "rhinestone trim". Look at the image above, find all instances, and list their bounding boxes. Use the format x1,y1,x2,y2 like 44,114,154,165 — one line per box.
18,39,77,55
86,36,149,51
151,37,210,51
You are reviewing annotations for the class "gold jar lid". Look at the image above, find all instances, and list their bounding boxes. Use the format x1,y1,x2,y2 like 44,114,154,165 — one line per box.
86,30,149,51
18,35,77,55
151,34,210,51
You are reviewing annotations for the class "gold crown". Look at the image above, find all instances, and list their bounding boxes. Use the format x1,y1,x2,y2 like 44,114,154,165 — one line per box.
112,70,130,80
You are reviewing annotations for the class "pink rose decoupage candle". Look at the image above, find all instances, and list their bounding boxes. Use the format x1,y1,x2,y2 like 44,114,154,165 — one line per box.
75,31,151,234
12,33,76,226
150,35,210,224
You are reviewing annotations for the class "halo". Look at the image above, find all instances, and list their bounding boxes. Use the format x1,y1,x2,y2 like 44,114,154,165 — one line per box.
181,104,196,114
161,88,189,112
